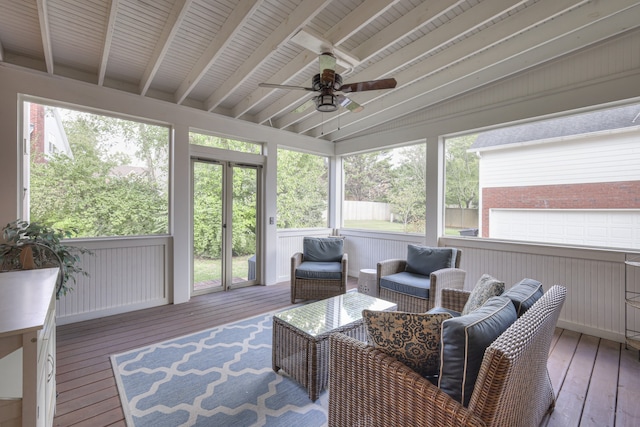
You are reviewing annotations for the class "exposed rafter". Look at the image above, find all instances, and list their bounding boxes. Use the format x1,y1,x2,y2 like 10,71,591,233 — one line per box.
36,0,53,74
204,0,332,112
98,0,119,86
139,0,192,96
174,0,263,105
1,0,639,144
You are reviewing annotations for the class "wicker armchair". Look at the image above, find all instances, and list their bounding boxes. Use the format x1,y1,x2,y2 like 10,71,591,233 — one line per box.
291,237,348,303
329,285,567,427
377,247,463,312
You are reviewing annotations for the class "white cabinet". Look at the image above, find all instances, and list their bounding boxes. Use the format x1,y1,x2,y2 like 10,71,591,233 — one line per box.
0,268,58,427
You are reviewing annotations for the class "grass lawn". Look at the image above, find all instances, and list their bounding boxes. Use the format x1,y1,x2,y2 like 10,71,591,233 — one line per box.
343,220,468,236
193,254,253,283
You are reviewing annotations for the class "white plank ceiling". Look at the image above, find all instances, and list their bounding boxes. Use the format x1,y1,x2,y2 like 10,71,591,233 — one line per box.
1,0,639,143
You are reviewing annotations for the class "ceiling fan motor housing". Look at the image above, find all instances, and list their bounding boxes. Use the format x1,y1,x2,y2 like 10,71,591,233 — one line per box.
312,73,342,91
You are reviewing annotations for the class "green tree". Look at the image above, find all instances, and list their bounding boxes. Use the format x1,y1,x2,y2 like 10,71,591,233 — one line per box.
276,149,328,228
192,162,223,258
29,107,169,237
445,135,479,208
388,144,426,232
343,151,393,201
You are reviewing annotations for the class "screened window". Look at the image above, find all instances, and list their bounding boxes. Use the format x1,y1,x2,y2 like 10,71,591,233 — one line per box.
23,101,170,238
343,144,426,233
445,103,640,250
276,148,328,229
190,132,261,154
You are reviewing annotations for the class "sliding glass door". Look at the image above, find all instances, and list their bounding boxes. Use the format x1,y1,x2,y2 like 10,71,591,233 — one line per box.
191,158,259,295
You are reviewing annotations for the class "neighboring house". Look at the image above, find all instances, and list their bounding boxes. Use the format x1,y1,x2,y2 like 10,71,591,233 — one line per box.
27,102,73,162
471,104,640,249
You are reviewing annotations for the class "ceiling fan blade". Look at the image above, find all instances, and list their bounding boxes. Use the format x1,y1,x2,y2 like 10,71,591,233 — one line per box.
292,98,315,113
339,78,397,93
258,83,314,91
337,95,364,113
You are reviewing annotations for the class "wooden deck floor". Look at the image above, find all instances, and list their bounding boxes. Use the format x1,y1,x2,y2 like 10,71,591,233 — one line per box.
54,280,640,427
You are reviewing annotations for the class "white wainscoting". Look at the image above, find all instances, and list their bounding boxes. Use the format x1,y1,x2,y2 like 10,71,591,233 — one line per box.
56,230,640,343
440,237,639,343
339,230,425,277
56,236,171,325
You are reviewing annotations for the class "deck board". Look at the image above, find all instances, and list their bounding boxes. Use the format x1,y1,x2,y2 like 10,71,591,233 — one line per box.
582,339,619,426
53,280,640,426
617,346,640,426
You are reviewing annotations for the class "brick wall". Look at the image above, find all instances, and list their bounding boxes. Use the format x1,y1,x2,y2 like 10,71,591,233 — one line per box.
29,103,45,163
482,181,640,236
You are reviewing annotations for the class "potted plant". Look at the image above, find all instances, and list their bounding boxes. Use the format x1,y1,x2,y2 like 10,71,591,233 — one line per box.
0,220,92,298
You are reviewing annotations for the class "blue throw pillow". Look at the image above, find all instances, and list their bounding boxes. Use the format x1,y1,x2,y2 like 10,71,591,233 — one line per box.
404,245,456,277
302,237,344,262
503,278,544,317
438,296,517,406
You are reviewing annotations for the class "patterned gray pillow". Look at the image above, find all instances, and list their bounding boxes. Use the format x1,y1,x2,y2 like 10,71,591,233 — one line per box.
461,274,505,315
363,310,451,377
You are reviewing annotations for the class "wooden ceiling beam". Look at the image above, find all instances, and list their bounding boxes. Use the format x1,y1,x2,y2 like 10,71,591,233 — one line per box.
98,0,119,86
238,0,399,123
323,0,638,141
258,0,460,128
36,0,54,74
204,0,332,112
173,0,262,105
285,0,522,134
139,0,192,96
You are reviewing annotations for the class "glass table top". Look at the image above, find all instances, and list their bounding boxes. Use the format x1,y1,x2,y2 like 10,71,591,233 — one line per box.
274,292,397,337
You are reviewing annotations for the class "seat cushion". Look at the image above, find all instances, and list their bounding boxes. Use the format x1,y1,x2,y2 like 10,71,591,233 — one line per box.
380,271,430,299
461,274,505,315
295,261,342,280
363,310,452,377
503,278,544,316
303,237,344,262
404,245,457,277
439,296,517,406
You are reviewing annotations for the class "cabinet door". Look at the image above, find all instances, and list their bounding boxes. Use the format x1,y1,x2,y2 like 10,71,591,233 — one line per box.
44,323,56,425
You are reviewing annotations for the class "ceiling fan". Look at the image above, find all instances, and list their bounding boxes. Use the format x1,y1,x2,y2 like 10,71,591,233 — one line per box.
259,52,397,113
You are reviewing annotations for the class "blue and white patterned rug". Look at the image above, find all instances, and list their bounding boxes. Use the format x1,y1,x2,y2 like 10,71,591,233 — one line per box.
111,313,327,427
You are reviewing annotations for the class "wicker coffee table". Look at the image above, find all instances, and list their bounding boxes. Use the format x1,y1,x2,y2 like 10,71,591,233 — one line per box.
272,291,397,401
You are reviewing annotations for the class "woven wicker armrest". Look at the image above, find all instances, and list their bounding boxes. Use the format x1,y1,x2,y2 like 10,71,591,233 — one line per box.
340,253,348,272
377,259,406,277
430,268,466,308
376,259,406,290
291,252,303,268
328,333,485,427
441,288,471,313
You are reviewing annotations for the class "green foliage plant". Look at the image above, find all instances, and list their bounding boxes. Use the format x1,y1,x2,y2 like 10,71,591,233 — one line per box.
0,220,92,299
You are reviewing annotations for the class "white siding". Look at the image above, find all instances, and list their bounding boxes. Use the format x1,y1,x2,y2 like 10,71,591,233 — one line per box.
491,209,640,249
478,128,640,188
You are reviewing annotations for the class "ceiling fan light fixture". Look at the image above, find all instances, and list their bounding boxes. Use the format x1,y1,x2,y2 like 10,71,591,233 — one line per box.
315,94,338,112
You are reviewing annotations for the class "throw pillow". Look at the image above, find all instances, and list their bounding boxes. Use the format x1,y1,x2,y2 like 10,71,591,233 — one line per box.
438,296,517,406
461,274,505,315
302,237,344,262
502,278,544,317
363,310,452,378
404,245,456,276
